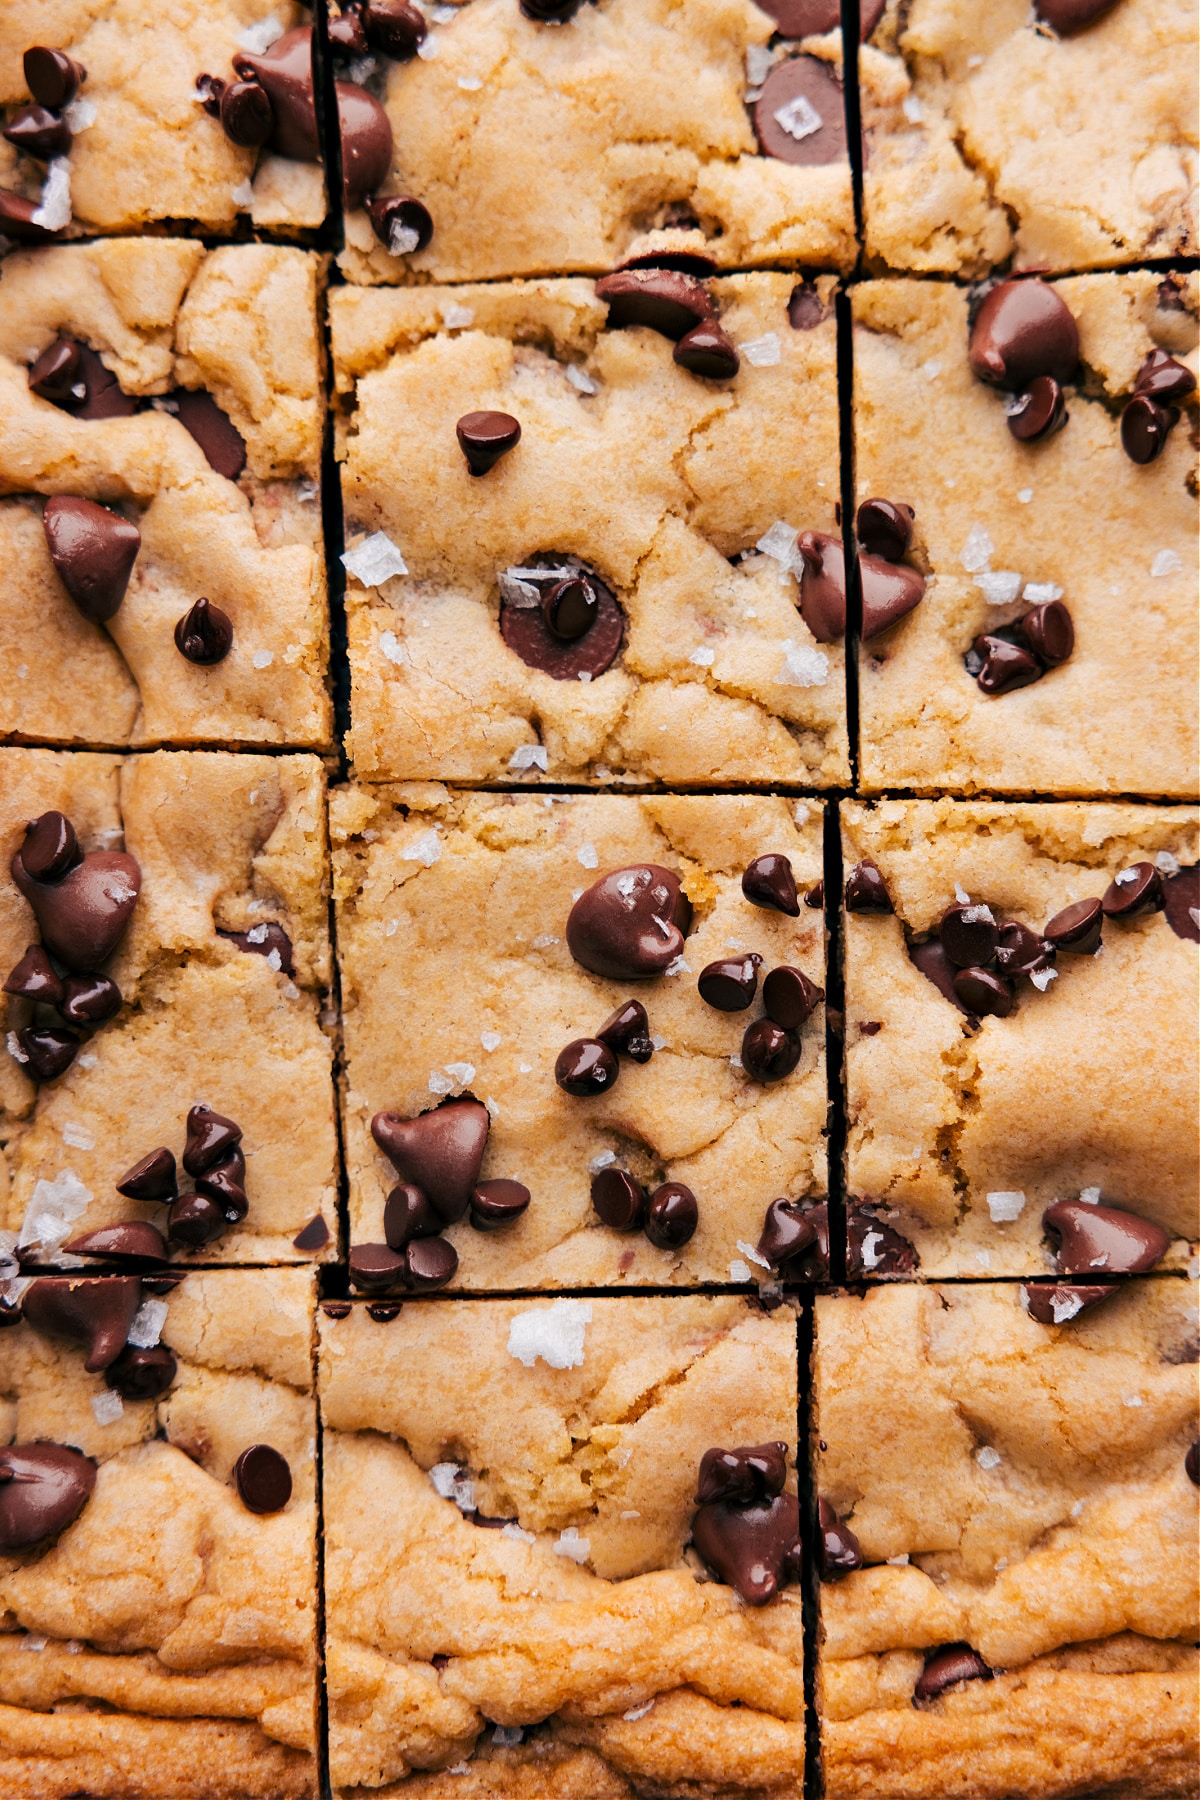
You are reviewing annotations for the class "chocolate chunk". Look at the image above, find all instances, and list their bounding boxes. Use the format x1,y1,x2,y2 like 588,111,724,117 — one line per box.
0,189,63,243
371,1098,490,1224
1121,394,1179,465
469,1179,531,1231
18,1026,78,1080
591,1168,646,1232
540,576,597,641
567,864,691,979
4,944,64,1005
0,1443,96,1552
234,1444,292,1513
117,1147,177,1203
1006,375,1068,442
384,1182,442,1249
1133,348,1196,404
12,843,141,973
23,1276,142,1372
169,390,247,482
63,344,138,421
993,921,1055,981
292,1215,330,1252
20,813,82,887
847,1205,918,1276
1043,897,1103,954
805,880,824,910
756,1197,818,1271
797,530,846,641
762,965,823,1030
674,321,739,380
174,597,234,665
500,562,624,681
861,553,925,641
969,280,1079,390
1023,1281,1118,1325
844,861,892,913
594,268,716,340
232,26,319,160
405,1235,458,1290
741,1018,801,1084
697,1442,787,1506
755,0,884,36
597,999,654,1063
742,853,800,916
971,634,1042,696
1186,1442,1199,1486
856,498,914,562
367,194,434,255
951,966,1014,1018
167,1192,227,1247
1015,600,1074,666
220,78,274,147
361,1,428,57
337,79,394,209
456,410,522,476
692,1486,802,1605
183,1105,243,1177
698,954,761,1012
1101,861,1163,919
1043,1197,1169,1276
27,338,81,405
754,57,846,166
368,1300,402,1321
195,1151,249,1221
42,497,141,625
64,1223,168,1267
1163,866,1200,942
817,1497,863,1578
2,105,72,161
220,921,294,972
105,1342,177,1400
349,1243,407,1292
645,1181,698,1250
914,1645,992,1703
940,904,998,969
24,47,87,109
555,1036,619,1097
60,972,121,1024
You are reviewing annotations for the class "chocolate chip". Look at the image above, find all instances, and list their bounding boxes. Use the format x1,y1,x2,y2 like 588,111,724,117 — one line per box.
861,553,925,641
797,530,846,641
0,189,62,243
4,944,64,1005
805,881,824,910
761,965,823,1030
692,1485,802,1605
817,1497,863,1578
169,390,247,482
337,79,394,210
219,78,274,147
195,1150,249,1221
856,498,914,562
594,268,716,340
117,1147,178,1203
42,497,140,625
1133,348,1196,404
367,194,434,255
405,1235,458,1290
741,1018,801,1084
368,1300,402,1321
371,1098,490,1224
12,834,140,972
645,1181,698,1249
591,1167,646,1232
914,1645,992,1703
555,1036,619,1097
183,1105,243,1177
469,1179,531,1230
1016,601,1074,667
1043,1197,1169,1276
754,56,846,165
1006,375,1068,442
232,26,319,161
27,337,81,405
697,1442,787,1506
951,966,1014,1018
742,853,800,916
2,105,73,161
141,1274,184,1295
20,814,74,885
17,1025,79,1081
756,1197,818,1271
618,246,717,277
328,11,370,56
541,577,597,641
234,1444,292,1513
674,321,739,380
844,862,892,913
361,0,428,57
1034,0,1119,27
0,1294,23,1328
1043,897,1103,954
500,561,624,681
521,0,586,17
1186,1442,1199,1486
60,972,122,1024
349,1243,407,1292
971,634,1042,696
1163,866,1200,942
567,864,691,979
0,1443,96,1552
1101,861,1163,919
1023,1281,1117,1325
384,1181,442,1249
322,1300,352,1318
939,904,998,969
292,1215,330,1252
105,1343,177,1400
596,1000,654,1063
846,1205,918,1276
993,921,1055,981
220,921,294,972
698,954,761,1012
24,47,86,109
65,344,139,421
969,280,1079,390
755,0,884,35
174,597,234,666
167,1192,227,1248
787,281,830,330
64,1222,168,1267
23,1276,142,1372
1120,394,1179,465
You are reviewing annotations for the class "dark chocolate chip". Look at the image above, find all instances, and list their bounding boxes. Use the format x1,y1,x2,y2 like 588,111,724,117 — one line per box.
219,78,274,147
0,1294,23,1327
910,936,969,1009
368,1300,402,1321
674,321,739,380
591,1167,646,1232
405,1235,458,1290
805,881,824,910
1043,1197,1169,1276
2,104,73,161
328,11,370,56
761,965,823,1029
0,188,63,243
456,410,522,476
971,634,1042,696
169,390,247,482
42,497,140,625
692,1486,802,1605
195,73,225,116
1186,1442,1199,1486
140,1274,184,1295
914,1645,993,1703
618,247,716,278
4,944,64,1005
741,1018,801,1083
59,972,121,1025
644,1181,698,1249
755,0,884,35
697,1442,787,1506
384,1181,442,1249
371,1098,490,1225
349,1243,407,1292
105,1342,177,1400
234,1444,292,1513
951,966,1014,1018
1043,897,1103,954
756,1197,818,1271
232,26,319,161
194,1150,249,1221
860,553,925,641
337,78,394,210
754,56,846,166
1133,348,1196,404
555,1036,619,1097
0,1443,96,1552
367,194,434,255
167,1192,227,1247
219,921,294,972
742,853,800,916
797,530,846,641
844,862,892,913
846,1205,918,1276
817,1497,863,1578
1163,866,1200,942
969,280,1079,390
1120,394,1179,465
322,1300,353,1319
500,562,624,681
1034,0,1119,27
939,904,998,969
993,921,1055,981
1015,601,1074,667
566,864,691,979
1006,375,1068,442
698,954,761,1012
23,1276,142,1372
183,1105,243,1178
856,497,914,562
292,1214,330,1252
174,597,234,666
541,576,598,641
27,337,81,405
593,268,716,341
469,1178,531,1230
1023,1281,1118,1325
63,1222,168,1267
521,0,585,17
17,1026,79,1081
24,47,87,109
597,999,654,1063
65,344,138,421
117,1147,178,1204
1101,861,1163,919
361,0,428,57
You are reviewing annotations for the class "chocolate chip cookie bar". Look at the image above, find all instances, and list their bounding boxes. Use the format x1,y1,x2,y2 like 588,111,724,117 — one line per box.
2,748,338,1266
0,1265,318,1799
335,0,855,285
813,1280,1199,1800
332,787,828,1291
841,798,1199,1277
851,271,1198,798
333,272,848,786
0,238,332,751
859,0,1198,276
320,1293,804,1797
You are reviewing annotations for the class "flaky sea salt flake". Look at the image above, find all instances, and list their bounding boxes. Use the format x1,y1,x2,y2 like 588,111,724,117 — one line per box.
987,1191,1025,1222
430,1462,477,1511
502,1522,535,1543
737,1240,772,1270
741,332,781,367
379,630,405,664
1029,967,1057,991
689,646,715,667
231,179,255,208
577,842,599,868
507,1299,592,1369
61,1122,94,1151
553,1527,590,1563
778,639,829,687
976,1445,1002,1469
63,98,97,131
238,15,284,52
342,532,408,586
128,1298,168,1349
902,93,924,123
624,1699,656,1721
1022,581,1063,603
441,301,473,328
32,159,72,230
976,571,1022,606
1079,1186,1101,1205
1150,549,1182,578
566,363,598,394
402,828,441,866
960,526,994,574
774,93,822,142
92,1390,124,1426
509,744,548,772
729,1259,753,1283
444,1062,476,1087
480,1031,502,1052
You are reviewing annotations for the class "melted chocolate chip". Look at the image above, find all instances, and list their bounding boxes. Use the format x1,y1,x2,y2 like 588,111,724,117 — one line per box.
4,944,63,1005
645,1181,698,1249
940,904,998,969
169,390,247,482
692,1486,802,1605
1101,862,1163,919
861,553,925,641
12,845,141,973
23,1276,142,1372
594,269,716,340
24,47,87,109
220,921,294,972
1121,394,1178,465
0,189,62,243
969,280,1079,391
371,1098,490,1225
555,1036,619,1096
64,1222,168,1267
117,1148,178,1203
405,1235,458,1290
907,938,965,1010
742,854,800,916
817,1497,863,1578
1043,1197,1169,1276
697,1442,787,1506
844,862,892,913
756,0,884,35
856,498,914,562
1134,348,1196,403
367,194,434,255
51,343,137,421
754,57,846,166
618,247,716,278
698,954,761,1012
971,634,1042,696
567,864,690,980
914,1645,992,1702
521,0,586,18
337,79,394,209
167,1192,227,1248
2,105,72,161
741,1018,801,1084
234,1443,292,1513
383,1182,441,1249
195,1150,249,1221
456,411,521,476
292,1214,330,1252
183,1106,243,1178
540,576,597,641
993,921,1055,981
952,966,1014,1018
787,281,829,330
1006,375,1068,442
761,965,824,1030
20,1025,81,1081
500,561,624,681
60,972,121,1025
597,999,654,1063
105,1342,177,1400
674,321,739,380
756,1197,818,1271
232,26,319,161
591,1167,646,1232
220,78,274,147
469,1179,531,1230
1043,897,1103,954
1016,600,1074,667
1163,866,1200,942
361,1,428,57
1023,1281,1118,1325
42,497,140,625
847,1205,918,1277
174,597,234,666
797,531,846,641
349,1243,407,1292
368,1300,402,1321
27,338,82,406
0,1443,96,1552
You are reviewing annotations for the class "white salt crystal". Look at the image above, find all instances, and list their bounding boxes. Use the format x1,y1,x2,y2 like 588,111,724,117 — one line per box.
774,93,822,143
457,74,482,89
444,1062,476,1086
349,54,378,83
530,934,558,949
1191,908,1200,931
388,221,420,255
502,1522,535,1543
740,332,782,367
976,1445,1002,1469
553,1527,590,1563
1114,865,1140,885
975,1249,992,1268
1029,967,1057,991
728,1053,743,1069
961,905,995,925
577,842,598,868
649,1034,667,1050
379,630,405,664
238,15,284,52
794,802,810,824
32,159,72,231
402,828,441,867
1017,487,1034,504
231,179,256,208
246,924,269,944
665,955,691,975
976,571,1022,606
441,301,474,329
566,363,597,394
1079,1186,1101,1205
499,571,540,606
756,520,801,569
954,884,971,905
737,1240,772,1270
507,1299,592,1369
590,1151,617,1173
746,45,774,87
1071,1499,1085,1517
492,1725,522,1746
902,93,924,123
428,1070,454,1095
1150,549,1182,578
20,1171,92,1249
20,1635,48,1652
577,670,592,683
63,98,97,131
417,33,440,58
485,1096,500,1119
127,1298,168,1349
1022,581,1063,603
252,649,273,670
623,1698,656,1721
91,1389,124,1426
1155,850,1180,876
778,639,829,687
7,1032,28,1065
689,646,715,667
967,52,984,66
860,1231,884,1269
448,1762,471,1775
921,359,942,380
986,1190,1025,1222
480,1030,502,1052
430,1463,477,1511
342,532,408,586
960,526,994,573
729,1259,753,1283
509,745,548,772
1122,1393,1143,1408
61,1123,95,1151
77,1052,97,1069
886,1553,910,1566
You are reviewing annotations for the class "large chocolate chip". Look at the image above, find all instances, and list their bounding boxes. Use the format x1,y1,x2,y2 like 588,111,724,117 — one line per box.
183,1106,243,1178
17,1026,79,1081
860,554,925,641
797,531,846,641
817,1497,863,1578
1101,862,1163,919
367,194,434,255
846,1205,918,1276
220,921,294,972
971,635,1042,696
914,1645,992,1703
0,1443,96,1552
371,1098,490,1225
1006,375,1068,442
4,944,64,1005
361,1,428,57
23,1276,142,1372
12,848,141,972
1163,866,1200,942
951,967,1014,1018
844,861,892,913
21,811,80,882
220,78,274,147
456,411,521,476
337,79,393,210
1120,395,1178,465
169,391,247,482
2,105,73,161
698,954,761,1012
60,973,121,1025
234,1444,292,1513
1043,1197,1169,1276
405,1235,459,1290
969,280,1079,390
692,1488,802,1605
1015,601,1074,667
175,597,234,666
292,1214,330,1252
500,562,624,681
761,965,823,1030
0,189,63,243
469,1179,530,1230
754,57,846,165
591,1167,646,1232
349,1243,408,1292
106,1342,177,1400
856,498,913,563
741,1018,801,1083
567,865,691,980
42,497,140,625
555,1037,619,1097
755,0,884,35
64,1222,168,1267
542,578,600,646
117,1148,178,1203
195,1150,249,1221
383,1181,441,1249
756,1197,817,1271
1043,897,1103,954
645,1181,698,1249
597,1000,654,1063
993,921,1055,981
594,269,716,341
742,853,800,916
674,321,739,381
1023,1281,1118,1325
24,47,87,109
233,26,319,160
697,1443,787,1506
940,904,998,969
167,1192,227,1247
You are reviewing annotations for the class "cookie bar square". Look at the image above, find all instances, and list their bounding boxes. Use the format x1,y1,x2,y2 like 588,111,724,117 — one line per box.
0,1266,319,1800
333,787,828,1290
320,1292,804,1798
0,4,326,236
858,0,1198,276
333,274,847,786
2,748,338,1266
335,0,855,284
852,272,1198,798
814,1281,1199,1800
841,798,1199,1277
0,239,331,751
